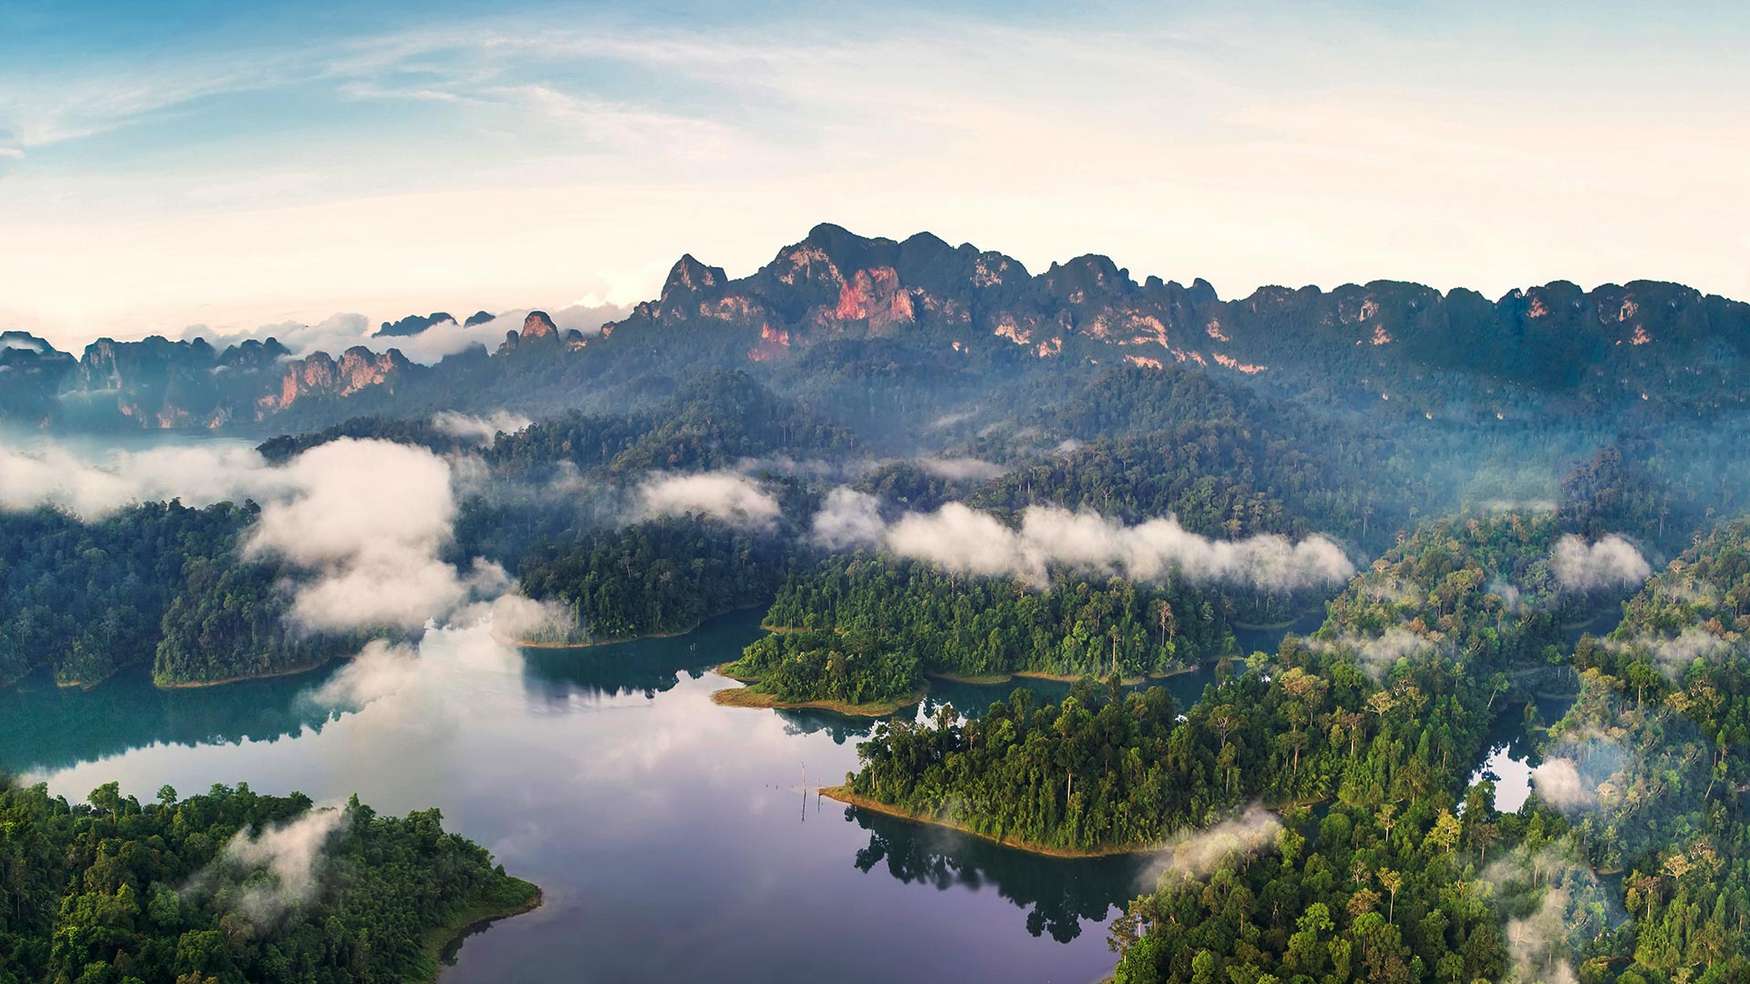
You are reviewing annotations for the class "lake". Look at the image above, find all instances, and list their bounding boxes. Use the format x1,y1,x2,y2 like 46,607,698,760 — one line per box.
1,610,1225,983
1466,690,1578,813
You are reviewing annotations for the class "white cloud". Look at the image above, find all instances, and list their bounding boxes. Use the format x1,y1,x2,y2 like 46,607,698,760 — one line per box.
177,302,627,367
810,486,886,549
0,434,570,710
431,409,532,444
1484,847,1612,984
0,438,478,633
1550,534,1650,592
1140,806,1282,889
915,456,1006,482
0,439,291,519
638,471,780,528
1609,626,1735,684
885,502,1029,578
186,806,346,929
308,639,421,711
1504,887,1580,984
304,595,571,711
860,501,1354,592
1313,628,1438,682
1530,757,1595,813
243,438,503,632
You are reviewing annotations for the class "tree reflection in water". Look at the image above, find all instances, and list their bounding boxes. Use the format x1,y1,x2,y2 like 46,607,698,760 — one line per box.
843,805,1147,943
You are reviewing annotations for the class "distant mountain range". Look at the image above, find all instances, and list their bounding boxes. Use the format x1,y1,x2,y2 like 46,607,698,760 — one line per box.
5,223,1749,433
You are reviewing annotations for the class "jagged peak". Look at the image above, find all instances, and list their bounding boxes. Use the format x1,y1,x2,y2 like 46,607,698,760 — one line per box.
662,254,727,298
802,221,863,246
522,310,558,338
1042,253,1128,299
219,337,292,364
338,344,409,366
464,310,495,327
375,312,457,338
792,222,898,269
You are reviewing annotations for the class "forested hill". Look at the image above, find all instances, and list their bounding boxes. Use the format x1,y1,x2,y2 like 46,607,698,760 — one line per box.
5,224,1749,432
0,779,539,983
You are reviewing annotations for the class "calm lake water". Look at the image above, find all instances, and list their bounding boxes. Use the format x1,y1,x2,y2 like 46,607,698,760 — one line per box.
0,610,1227,983
1466,691,1578,813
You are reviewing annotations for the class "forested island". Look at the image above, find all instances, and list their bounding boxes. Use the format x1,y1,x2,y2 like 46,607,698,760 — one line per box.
0,778,538,983
816,511,1750,982
713,629,926,715
7,222,1750,981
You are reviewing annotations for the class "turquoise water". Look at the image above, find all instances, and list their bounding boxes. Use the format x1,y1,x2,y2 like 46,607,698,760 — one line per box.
2,611,1225,983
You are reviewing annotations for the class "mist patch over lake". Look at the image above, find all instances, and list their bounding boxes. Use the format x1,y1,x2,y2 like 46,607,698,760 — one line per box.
2,610,1211,983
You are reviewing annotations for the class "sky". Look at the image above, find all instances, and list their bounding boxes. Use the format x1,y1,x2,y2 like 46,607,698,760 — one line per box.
2,0,1747,351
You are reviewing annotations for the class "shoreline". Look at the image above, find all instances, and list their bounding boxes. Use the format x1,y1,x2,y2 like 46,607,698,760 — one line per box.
710,682,926,718
515,626,693,650
427,877,542,981
819,785,1158,859
55,672,120,692
153,656,337,690
928,666,1199,687
516,604,767,650
1231,618,1298,631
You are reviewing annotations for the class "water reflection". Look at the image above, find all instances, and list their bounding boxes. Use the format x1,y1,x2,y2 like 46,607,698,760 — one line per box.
1231,609,1327,656
768,666,1225,747
921,667,1219,724
4,608,1141,983
1469,693,1576,812
775,707,886,744
517,612,759,704
844,806,1147,944
0,664,343,776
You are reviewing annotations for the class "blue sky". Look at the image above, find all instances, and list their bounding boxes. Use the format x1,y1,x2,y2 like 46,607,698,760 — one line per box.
2,1,1746,349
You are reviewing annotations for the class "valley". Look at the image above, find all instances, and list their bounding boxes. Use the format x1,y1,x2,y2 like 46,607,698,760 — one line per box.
3,225,1749,983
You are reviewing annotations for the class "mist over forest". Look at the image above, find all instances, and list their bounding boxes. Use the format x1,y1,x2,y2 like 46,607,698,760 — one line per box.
6,224,1750,983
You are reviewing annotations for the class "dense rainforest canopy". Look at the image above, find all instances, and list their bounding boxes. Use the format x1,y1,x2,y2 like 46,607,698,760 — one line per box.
0,778,536,984
6,250,1750,983
0,502,349,690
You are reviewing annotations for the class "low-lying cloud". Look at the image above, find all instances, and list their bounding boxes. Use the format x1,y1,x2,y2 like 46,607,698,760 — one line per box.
181,301,628,366
1610,627,1735,683
1314,627,1439,681
0,439,290,518
814,493,1354,592
1551,534,1650,592
1503,883,1581,984
185,806,345,929
915,456,1006,482
304,595,572,712
1140,806,1282,890
886,503,1026,577
1529,757,1594,812
244,438,498,632
431,409,532,445
811,487,887,549
0,434,558,639
639,471,780,528
1485,845,1617,984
